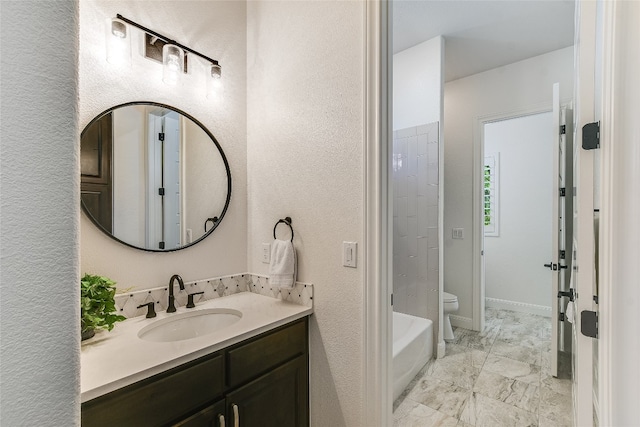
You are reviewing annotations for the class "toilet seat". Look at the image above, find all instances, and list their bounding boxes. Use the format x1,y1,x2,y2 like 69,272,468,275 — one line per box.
443,292,457,303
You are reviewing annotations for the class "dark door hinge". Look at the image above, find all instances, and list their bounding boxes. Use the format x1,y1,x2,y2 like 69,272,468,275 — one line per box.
559,312,566,321
391,293,394,306
560,125,566,135
581,310,598,338
558,289,575,301
582,122,600,150
158,187,165,196
559,187,566,197
159,241,165,250
158,132,165,141
560,250,566,259
593,295,599,304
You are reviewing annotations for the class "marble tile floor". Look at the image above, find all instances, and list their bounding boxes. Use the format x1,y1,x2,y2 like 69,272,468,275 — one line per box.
393,308,573,427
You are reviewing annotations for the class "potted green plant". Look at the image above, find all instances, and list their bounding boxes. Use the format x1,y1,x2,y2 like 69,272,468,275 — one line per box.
81,274,126,340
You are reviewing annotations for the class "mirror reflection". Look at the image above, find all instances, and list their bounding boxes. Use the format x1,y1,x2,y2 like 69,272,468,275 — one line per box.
81,103,231,251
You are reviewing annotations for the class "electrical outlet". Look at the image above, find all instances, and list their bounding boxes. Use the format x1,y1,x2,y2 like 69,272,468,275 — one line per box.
452,228,464,239
261,243,271,263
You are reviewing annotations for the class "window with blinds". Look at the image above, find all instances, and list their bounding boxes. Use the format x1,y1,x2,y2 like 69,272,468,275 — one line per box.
484,153,499,237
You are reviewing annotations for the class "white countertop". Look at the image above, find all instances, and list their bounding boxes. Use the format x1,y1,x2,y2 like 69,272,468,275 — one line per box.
81,292,313,402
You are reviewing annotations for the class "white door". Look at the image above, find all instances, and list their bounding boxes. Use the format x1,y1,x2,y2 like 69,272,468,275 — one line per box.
550,83,574,377
163,112,181,249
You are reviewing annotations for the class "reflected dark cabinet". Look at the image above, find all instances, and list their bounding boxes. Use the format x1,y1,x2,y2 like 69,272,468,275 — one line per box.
82,317,309,427
81,112,113,232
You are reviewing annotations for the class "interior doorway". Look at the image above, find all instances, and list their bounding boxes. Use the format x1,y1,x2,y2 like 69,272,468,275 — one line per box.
482,112,555,316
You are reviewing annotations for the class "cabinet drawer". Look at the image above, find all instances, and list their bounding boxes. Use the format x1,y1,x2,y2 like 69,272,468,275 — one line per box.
227,318,307,388
82,353,224,427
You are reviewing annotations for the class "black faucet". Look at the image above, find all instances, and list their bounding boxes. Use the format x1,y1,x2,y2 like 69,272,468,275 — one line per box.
167,274,185,313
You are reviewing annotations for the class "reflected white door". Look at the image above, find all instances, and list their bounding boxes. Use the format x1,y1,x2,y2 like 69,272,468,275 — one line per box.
550,83,574,377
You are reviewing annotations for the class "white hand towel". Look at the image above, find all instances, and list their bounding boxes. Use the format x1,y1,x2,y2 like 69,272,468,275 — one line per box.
269,239,297,289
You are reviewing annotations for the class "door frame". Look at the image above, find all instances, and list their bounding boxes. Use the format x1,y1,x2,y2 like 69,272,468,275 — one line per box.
472,103,556,331
363,1,392,426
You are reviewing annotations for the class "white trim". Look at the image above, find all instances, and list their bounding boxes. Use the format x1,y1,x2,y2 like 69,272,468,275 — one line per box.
363,1,392,426
485,298,552,318
437,341,446,359
597,2,616,424
449,314,473,330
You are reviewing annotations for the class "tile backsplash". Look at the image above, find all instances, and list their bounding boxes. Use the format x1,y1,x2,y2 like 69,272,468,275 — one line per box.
114,273,313,319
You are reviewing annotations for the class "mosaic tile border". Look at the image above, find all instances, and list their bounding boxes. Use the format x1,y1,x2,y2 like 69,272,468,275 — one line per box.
114,273,313,319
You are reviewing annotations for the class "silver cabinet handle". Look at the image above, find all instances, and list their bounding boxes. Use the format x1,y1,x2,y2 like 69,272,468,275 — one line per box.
232,404,239,427
218,414,225,427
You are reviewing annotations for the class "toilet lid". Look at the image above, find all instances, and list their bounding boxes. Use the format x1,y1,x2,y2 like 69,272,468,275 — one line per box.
443,292,457,303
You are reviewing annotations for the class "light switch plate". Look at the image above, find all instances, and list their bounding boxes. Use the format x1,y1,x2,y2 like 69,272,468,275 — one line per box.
452,228,464,239
343,242,357,268
262,243,271,263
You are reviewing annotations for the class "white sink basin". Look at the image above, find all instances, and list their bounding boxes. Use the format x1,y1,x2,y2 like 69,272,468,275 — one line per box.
138,308,242,343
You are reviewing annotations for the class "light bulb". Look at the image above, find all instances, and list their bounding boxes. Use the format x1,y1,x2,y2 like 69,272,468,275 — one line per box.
206,64,224,101
106,18,131,66
162,44,184,86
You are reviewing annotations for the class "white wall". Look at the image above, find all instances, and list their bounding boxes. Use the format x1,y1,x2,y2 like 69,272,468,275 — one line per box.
246,2,364,425
79,1,247,290
0,1,80,425
605,1,640,423
484,113,553,308
444,47,574,320
393,37,443,130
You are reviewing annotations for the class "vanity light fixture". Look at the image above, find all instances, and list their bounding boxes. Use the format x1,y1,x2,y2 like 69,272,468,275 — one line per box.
109,14,222,93
106,17,131,66
162,44,184,86
206,63,223,101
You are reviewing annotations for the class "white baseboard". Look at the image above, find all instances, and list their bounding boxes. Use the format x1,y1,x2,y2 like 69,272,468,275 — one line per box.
449,314,473,330
485,297,552,317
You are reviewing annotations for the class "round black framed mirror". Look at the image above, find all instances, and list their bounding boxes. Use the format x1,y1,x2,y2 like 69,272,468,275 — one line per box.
80,102,231,252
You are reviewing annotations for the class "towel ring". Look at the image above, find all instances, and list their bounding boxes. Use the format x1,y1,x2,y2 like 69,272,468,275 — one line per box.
273,217,294,242
204,217,218,233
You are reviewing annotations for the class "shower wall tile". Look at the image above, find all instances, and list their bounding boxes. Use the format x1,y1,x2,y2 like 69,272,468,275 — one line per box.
428,141,439,163
417,132,429,155
397,126,417,139
393,122,440,321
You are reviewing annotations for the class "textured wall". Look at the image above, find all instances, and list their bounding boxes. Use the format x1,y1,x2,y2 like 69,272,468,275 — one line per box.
0,1,80,425
443,47,574,320
246,2,365,425
79,1,247,291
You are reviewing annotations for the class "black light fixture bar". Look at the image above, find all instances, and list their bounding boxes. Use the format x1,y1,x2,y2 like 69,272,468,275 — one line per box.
116,14,219,66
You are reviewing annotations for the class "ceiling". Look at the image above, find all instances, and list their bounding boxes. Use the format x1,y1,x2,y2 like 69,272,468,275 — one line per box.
393,0,576,82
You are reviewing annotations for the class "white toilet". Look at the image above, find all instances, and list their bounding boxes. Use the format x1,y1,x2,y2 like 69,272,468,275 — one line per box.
443,291,459,342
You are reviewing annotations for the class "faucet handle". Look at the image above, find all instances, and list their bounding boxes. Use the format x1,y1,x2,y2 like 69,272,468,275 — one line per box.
186,291,205,308
137,302,156,318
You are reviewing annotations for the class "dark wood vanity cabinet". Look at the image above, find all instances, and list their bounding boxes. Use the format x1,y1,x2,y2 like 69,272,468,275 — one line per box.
82,317,309,427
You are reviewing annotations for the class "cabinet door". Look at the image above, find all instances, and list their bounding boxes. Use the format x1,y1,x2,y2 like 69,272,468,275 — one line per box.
226,356,308,427
173,399,226,427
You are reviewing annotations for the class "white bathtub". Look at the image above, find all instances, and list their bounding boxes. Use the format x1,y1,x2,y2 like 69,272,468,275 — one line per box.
393,311,433,401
